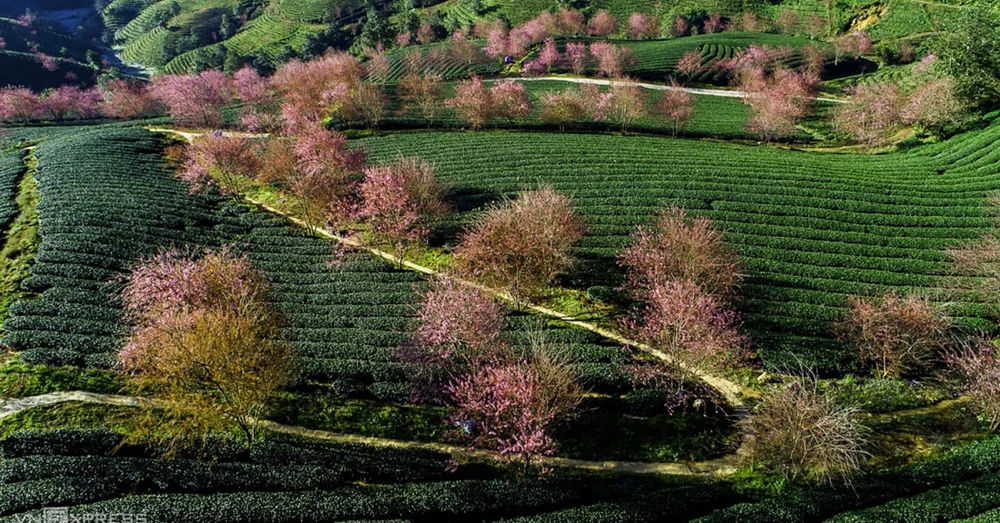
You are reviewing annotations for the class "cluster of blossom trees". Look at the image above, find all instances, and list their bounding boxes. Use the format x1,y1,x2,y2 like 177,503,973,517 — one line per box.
400,277,581,470
393,185,587,469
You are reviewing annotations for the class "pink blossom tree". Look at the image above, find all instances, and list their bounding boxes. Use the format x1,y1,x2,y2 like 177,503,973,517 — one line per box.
0,88,41,122
39,85,103,121
741,68,815,142
834,31,872,64
366,47,392,85
703,13,726,34
398,277,510,401
738,12,769,33
233,66,280,131
34,52,59,72
625,278,748,371
483,29,509,62
555,8,585,35
675,50,704,79
627,13,660,40
446,75,493,129
287,125,367,230
618,206,743,299
832,82,905,148
537,38,561,73
178,135,261,195
653,85,696,135
587,10,619,37
102,79,164,120
836,292,950,378
595,82,648,132
564,42,589,76
417,23,436,45
670,16,691,38
454,185,585,306
150,71,234,128
359,156,450,262
271,52,364,132
946,335,1000,432
447,357,579,471
902,77,967,133
589,42,635,78
449,30,482,66
491,80,531,124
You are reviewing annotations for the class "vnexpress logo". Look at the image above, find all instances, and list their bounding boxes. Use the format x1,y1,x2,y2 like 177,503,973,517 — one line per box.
14,508,148,523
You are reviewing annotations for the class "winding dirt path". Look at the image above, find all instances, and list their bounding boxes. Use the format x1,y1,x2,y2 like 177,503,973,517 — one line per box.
0,391,738,477
511,76,848,105
149,128,751,415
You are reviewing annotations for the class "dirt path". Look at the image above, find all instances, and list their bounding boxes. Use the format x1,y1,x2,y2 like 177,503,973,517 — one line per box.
512,77,848,105
0,390,738,477
150,128,751,415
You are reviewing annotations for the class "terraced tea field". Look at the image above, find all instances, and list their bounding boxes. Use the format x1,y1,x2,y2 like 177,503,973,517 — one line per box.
356,123,1000,373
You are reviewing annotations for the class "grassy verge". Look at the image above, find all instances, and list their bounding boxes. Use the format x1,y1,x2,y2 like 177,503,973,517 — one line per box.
0,150,40,334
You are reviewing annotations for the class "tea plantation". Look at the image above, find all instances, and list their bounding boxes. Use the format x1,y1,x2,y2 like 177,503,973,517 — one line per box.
356,122,1000,374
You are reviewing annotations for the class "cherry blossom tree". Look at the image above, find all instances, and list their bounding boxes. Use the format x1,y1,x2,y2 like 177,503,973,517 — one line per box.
587,10,619,37
39,85,103,121
233,66,280,131
454,185,585,306
627,13,660,40
365,47,392,85
120,248,298,449
287,125,367,230
483,28,509,62
271,52,364,132
589,42,635,78
832,82,904,148
150,71,234,128
618,206,742,299
564,42,589,76
537,38,561,73
625,278,748,371
595,82,648,131
946,335,1000,432
555,8,585,35
741,68,815,142
653,85,695,135
670,16,691,38
675,50,704,79
834,31,872,64
490,80,531,124
0,88,41,123
102,79,164,120
703,14,726,34
179,135,261,195
901,77,967,134
836,292,950,378
398,277,510,401
446,75,493,129
449,30,482,66
397,69,444,125
417,23,436,45
800,44,827,76
359,156,450,262
448,355,579,471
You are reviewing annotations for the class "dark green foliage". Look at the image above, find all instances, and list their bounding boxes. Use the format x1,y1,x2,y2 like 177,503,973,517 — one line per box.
935,3,1000,109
